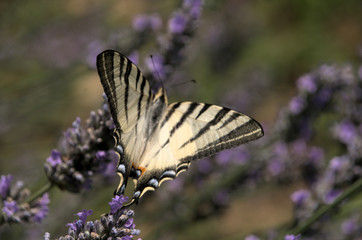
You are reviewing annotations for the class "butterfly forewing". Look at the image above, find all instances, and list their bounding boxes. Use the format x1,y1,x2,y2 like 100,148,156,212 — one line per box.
97,50,154,195
97,50,153,135
96,50,264,207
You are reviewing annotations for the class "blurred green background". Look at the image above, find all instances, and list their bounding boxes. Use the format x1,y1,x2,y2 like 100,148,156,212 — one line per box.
0,0,361,239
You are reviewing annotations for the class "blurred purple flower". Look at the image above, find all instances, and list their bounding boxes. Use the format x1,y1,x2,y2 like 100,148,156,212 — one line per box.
165,177,184,193
329,156,349,172
297,74,317,93
0,174,13,199
128,51,139,65
100,150,118,178
308,146,324,163
2,200,19,218
324,189,342,204
245,235,260,240
46,150,62,167
290,189,310,205
86,40,105,68
132,14,162,32
96,150,107,161
213,190,230,206
168,13,187,34
109,195,129,214
145,53,166,80
183,0,203,18
133,15,149,32
333,120,356,144
289,96,305,114
32,193,50,223
319,64,339,82
197,158,213,174
291,140,307,155
268,158,285,176
284,234,301,240
341,216,358,235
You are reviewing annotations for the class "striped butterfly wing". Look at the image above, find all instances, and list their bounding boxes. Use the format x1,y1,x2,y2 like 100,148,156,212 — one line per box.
97,50,154,195
129,102,263,205
97,50,264,207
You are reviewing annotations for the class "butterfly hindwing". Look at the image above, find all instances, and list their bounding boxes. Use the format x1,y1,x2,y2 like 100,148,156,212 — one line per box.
129,102,263,205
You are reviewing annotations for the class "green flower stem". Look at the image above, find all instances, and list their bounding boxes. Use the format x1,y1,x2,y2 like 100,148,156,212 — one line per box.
0,182,53,225
25,182,53,204
288,177,362,237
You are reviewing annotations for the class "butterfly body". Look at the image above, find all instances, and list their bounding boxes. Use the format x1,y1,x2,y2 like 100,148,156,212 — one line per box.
97,50,264,206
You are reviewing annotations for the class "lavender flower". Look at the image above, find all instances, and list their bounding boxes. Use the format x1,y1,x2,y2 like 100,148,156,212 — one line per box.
44,95,116,193
0,174,12,199
0,175,50,224
290,189,311,206
53,195,141,240
341,215,361,237
132,14,162,32
284,235,301,240
168,13,187,34
297,74,317,93
245,235,260,240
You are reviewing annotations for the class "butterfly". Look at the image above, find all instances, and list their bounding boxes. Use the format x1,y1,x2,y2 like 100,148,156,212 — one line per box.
96,50,264,206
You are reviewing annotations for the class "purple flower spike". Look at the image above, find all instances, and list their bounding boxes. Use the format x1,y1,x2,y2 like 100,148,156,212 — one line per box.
32,193,50,223
95,150,107,161
109,195,129,214
289,96,305,114
291,189,310,205
284,234,301,240
133,14,162,32
324,189,342,204
133,15,149,32
341,217,358,235
245,235,260,240
145,54,166,80
76,209,93,223
124,218,135,228
183,0,203,18
333,121,356,144
2,200,19,218
168,13,187,34
0,174,13,199
197,158,213,174
46,150,62,167
297,74,317,93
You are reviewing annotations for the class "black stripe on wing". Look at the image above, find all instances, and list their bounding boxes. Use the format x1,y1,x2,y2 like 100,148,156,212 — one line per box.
216,112,241,130
123,59,132,122
177,119,263,166
195,103,211,119
180,107,231,149
160,102,182,129
137,76,147,120
97,50,121,132
169,102,199,137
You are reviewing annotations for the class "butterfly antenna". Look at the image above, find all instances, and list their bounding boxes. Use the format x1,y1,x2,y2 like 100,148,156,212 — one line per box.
150,54,164,88
169,79,197,88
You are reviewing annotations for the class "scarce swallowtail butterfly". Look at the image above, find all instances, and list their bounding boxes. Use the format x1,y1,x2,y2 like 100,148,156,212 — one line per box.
96,50,264,207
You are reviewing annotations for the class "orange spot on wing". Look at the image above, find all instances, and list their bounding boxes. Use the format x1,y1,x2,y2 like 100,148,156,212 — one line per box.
138,166,146,175
132,163,147,176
